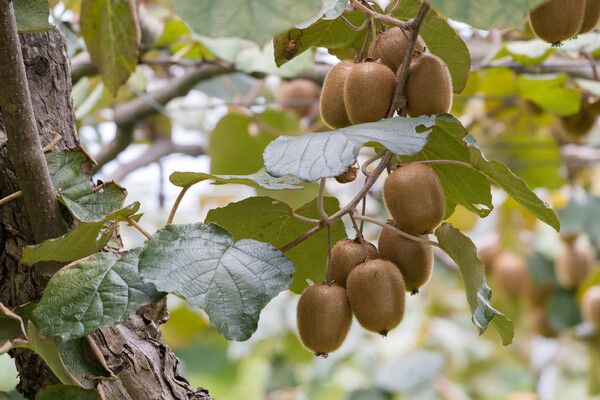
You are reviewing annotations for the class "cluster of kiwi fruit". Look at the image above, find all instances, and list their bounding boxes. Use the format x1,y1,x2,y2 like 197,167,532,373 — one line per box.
529,0,600,45
319,26,453,130
296,163,445,356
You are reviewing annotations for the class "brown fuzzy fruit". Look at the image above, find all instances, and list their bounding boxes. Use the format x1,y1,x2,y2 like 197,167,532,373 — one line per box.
296,283,353,356
405,54,453,117
559,98,597,138
530,306,557,338
529,0,585,44
383,163,445,235
320,60,355,129
278,79,320,118
343,61,396,125
378,223,433,294
329,238,379,288
580,0,600,33
491,251,530,296
372,27,426,73
555,241,594,288
346,259,406,335
581,285,600,327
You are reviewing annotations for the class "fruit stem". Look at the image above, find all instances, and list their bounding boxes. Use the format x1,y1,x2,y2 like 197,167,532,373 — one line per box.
359,195,366,233
349,212,370,260
387,0,402,15
352,213,441,248
325,225,333,282
340,15,369,32
368,18,377,59
358,21,372,61
317,177,330,222
292,213,320,224
350,0,410,29
279,151,393,253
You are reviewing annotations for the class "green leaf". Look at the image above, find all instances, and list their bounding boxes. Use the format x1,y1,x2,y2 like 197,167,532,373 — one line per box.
274,10,369,66
517,74,581,116
0,303,28,354
138,223,295,340
56,338,112,389
13,0,53,33
557,193,600,240
170,168,303,190
402,119,493,219
434,116,560,231
390,0,471,93
209,112,276,175
547,290,582,332
46,151,126,222
21,202,140,266
172,0,322,44
426,0,547,29
205,196,347,293
435,223,514,345
37,385,101,400
32,248,163,340
264,116,436,181
80,0,139,94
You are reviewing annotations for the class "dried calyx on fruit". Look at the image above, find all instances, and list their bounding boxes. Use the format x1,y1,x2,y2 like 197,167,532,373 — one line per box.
296,283,353,357
378,221,433,295
346,259,406,336
528,0,585,45
334,163,359,184
329,238,379,288
383,163,445,235
372,27,426,73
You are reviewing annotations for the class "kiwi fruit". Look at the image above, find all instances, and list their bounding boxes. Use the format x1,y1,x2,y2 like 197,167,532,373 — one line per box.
278,79,320,118
558,98,597,139
383,163,445,235
529,0,585,44
296,283,353,356
329,238,379,288
404,54,453,117
490,251,530,296
530,306,557,338
555,241,594,288
378,222,433,294
320,60,355,129
343,61,396,125
346,259,406,335
580,0,600,33
581,285,600,327
372,27,426,73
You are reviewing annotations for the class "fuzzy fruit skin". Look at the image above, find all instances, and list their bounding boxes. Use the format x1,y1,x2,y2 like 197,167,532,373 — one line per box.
582,285,600,327
490,251,530,296
346,259,406,335
580,0,600,33
378,224,433,294
558,98,597,140
529,0,585,44
296,283,353,356
372,27,426,73
530,307,557,338
555,241,594,288
383,163,445,235
405,54,453,117
343,61,396,125
320,60,355,129
329,238,379,288
278,79,320,118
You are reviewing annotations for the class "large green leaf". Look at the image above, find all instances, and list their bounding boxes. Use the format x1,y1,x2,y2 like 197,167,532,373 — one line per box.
547,290,582,332
517,74,581,116
13,0,53,32
426,0,547,29
138,223,295,340
264,116,435,181
435,223,514,345
390,0,471,94
205,196,347,293
80,0,139,94
37,385,101,400
21,202,140,266
172,0,322,44
0,303,28,354
46,151,126,222
170,168,303,190
32,248,163,340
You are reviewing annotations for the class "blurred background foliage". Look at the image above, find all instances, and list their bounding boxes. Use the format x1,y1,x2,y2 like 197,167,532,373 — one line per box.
5,0,600,399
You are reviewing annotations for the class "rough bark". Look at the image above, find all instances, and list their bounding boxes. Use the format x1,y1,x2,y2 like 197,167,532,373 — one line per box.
0,28,212,400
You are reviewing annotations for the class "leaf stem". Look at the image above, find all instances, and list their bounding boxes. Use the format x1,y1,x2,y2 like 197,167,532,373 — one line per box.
317,178,329,222
0,190,22,206
127,217,152,239
292,213,320,224
349,213,370,259
352,213,440,248
167,184,191,224
340,15,369,31
410,159,476,170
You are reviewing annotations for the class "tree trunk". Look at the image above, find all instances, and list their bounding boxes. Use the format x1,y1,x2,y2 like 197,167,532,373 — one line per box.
0,28,212,400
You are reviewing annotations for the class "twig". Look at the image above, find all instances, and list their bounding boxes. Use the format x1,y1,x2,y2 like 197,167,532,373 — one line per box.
292,213,320,224
358,22,372,61
0,190,22,206
368,17,377,59
127,217,152,239
361,150,386,176
359,195,366,232
340,15,369,31
317,178,329,222
42,131,62,152
167,185,191,224
350,0,410,29
349,213,369,259
352,213,440,247
388,0,402,15
580,50,599,81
